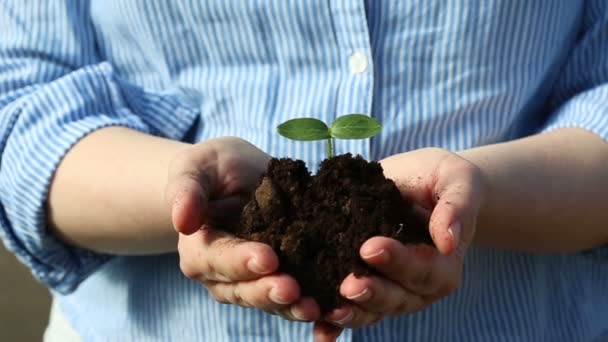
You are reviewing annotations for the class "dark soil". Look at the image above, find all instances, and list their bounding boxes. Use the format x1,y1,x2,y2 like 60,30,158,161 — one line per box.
235,154,433,313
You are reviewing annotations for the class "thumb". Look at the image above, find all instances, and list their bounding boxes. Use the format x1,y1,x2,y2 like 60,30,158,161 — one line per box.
429,172,483,257
166,169,211,235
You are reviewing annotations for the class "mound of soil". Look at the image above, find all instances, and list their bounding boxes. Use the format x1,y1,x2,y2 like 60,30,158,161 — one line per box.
235,154,433,312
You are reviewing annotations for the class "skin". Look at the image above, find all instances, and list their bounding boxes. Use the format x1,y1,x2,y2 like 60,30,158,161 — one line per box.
47,126,608,341
48,128,322,321
318,128,608,339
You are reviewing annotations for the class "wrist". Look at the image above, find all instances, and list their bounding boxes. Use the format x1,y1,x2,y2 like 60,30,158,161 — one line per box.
455,147,494,246
48,126,191,255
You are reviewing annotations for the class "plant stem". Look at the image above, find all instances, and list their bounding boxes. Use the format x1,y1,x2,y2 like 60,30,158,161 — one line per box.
327,138,334,158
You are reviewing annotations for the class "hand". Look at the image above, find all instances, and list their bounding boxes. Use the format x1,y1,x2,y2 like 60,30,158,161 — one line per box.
165,137,321,322
316,148,486,335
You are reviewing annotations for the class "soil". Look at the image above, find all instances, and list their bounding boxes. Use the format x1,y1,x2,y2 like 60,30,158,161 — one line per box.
235,154,433,313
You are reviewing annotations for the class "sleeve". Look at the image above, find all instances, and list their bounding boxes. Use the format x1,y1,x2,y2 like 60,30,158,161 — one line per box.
540,1,608,258
0,1,200,293
541,1,608,140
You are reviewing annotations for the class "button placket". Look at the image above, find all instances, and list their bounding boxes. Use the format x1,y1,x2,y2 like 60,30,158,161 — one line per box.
348,50,369,74
329,0,375,160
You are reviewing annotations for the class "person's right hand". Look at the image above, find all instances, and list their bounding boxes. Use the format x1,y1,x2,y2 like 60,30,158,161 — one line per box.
165,137,321,322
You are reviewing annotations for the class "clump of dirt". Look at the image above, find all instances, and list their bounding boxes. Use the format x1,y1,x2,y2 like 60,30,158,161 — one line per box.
235,154,433,312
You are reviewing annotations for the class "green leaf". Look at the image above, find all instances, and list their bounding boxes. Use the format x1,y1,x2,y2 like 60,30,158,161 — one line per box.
277,118,330,141
329,114,381,139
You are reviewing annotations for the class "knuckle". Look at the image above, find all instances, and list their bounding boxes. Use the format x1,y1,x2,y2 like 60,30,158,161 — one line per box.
265,308,294,321
248,291,270,309
179,246,228,282
203,258,217,278
444,276,461,295
209,288,230,304
412,267,433,288
432,277,460,301
391,300,409,316
370,314,384,325
431,289,449,302
231,285,251,308
275,308,297,321
201,249,228,281
214,236,242,251
263,308,280,317
179,259,199,280
350,312,379,329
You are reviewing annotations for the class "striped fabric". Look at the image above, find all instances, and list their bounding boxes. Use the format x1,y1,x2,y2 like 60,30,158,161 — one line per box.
1,0,607,340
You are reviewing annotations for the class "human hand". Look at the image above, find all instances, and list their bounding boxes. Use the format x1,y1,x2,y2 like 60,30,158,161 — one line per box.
315,148,486,338
166,137,321,322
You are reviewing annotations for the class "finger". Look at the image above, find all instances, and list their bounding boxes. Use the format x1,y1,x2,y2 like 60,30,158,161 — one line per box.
166,151,212,235
178,229,278,282
172,177,208,235
360,237,460,297
325,304,380,329
273,297,322,322
428,191,466,256
313,321,344,342
429,163,483,256
339,273,425,315
207,273,301,310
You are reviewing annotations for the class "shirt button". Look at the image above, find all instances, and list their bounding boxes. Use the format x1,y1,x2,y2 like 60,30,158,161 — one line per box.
348,51,369,74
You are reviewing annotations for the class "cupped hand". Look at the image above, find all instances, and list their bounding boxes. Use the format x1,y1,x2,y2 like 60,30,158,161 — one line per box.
165,137,321,322
315,147,486,338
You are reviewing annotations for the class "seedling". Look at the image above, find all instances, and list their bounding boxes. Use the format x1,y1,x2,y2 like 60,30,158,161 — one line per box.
277,114,382,158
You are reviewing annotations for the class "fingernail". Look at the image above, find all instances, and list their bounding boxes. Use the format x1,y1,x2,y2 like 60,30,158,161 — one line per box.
331,309,354,325
448,221,461,244
247,257,269,275
346,288,371,302
290,306,307,321
361,249,389,263
171,211,179,232
171,198,181,232
269,287,291,305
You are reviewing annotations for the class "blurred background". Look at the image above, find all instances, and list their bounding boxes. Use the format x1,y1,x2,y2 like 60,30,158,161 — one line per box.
0,243,51,341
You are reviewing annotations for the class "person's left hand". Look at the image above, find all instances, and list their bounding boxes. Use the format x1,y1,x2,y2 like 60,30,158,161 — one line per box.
313,148,487,340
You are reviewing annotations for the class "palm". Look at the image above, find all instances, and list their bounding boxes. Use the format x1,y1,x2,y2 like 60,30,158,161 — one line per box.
380,147,484,255
168,137,270,234
381,148,455,211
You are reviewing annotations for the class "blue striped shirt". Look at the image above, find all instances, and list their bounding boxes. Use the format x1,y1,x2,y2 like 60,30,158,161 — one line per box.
1,1,608,340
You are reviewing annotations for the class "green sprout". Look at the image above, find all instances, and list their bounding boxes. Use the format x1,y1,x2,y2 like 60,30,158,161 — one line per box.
277,114,382,158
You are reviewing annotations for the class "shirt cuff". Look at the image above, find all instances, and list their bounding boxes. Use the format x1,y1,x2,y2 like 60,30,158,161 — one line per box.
0,62,199,293
540,84,608,141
